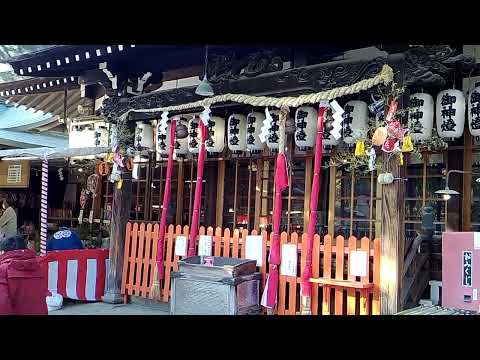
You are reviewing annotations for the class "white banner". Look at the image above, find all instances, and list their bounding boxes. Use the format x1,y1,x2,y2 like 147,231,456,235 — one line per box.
280,244,297,277
198,235,213,256
174,235,187,257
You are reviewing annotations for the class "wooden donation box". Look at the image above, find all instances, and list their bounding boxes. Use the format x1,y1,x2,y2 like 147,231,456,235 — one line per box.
442,232,480,312
0,160,30,188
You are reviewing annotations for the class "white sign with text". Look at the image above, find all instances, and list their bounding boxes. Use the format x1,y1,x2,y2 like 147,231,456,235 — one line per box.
245,235,263,267
280,244,297,277
349,250,368,277
174,235,187,257
198,235,213,256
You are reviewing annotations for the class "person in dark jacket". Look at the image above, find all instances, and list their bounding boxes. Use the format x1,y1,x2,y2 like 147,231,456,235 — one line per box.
46,224,84,252
0,235,48,315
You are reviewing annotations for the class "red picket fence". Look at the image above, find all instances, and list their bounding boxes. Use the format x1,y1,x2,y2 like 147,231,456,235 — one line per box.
121,222,381,315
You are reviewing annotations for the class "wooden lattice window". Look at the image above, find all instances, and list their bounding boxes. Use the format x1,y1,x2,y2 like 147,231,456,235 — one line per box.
404,152,447,250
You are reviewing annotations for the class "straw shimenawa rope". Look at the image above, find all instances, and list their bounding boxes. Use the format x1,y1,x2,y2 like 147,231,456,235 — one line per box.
117,64,394,121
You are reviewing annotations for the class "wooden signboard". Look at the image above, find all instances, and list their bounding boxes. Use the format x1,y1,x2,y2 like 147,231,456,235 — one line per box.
0,160,31,188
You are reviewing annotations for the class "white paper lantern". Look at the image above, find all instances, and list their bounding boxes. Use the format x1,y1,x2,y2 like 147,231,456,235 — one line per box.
132,154,149,180
156,121,171,158
408,93,434,142
295,106,317,150
468,86,480,136
266,109,281,151
94,123,109,147
69,125,96,148
188,116,200,154
436,89,465,139
227,113,247,153
205,116,225,154
342,101,368,144
134,121,154,150
246,112,266,153
68,125,80,148
323,128,339,149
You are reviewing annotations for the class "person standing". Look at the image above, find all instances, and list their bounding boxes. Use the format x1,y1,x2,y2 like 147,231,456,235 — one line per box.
0,195,17,241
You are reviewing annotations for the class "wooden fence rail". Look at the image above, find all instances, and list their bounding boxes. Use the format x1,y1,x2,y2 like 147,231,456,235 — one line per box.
121,222,381,315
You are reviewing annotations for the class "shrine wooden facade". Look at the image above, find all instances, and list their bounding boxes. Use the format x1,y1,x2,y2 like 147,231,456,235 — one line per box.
2,44,479,312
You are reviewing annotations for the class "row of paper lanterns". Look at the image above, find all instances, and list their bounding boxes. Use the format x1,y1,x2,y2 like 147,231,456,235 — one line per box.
69,87,480,153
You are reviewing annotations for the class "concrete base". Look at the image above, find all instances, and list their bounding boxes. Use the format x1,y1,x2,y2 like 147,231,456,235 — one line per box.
102,291,124,304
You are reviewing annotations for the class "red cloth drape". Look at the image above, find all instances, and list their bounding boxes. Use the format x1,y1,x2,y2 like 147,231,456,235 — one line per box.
187,120,207,257
156,120,176,280
301,105,326,297
265,152,289,308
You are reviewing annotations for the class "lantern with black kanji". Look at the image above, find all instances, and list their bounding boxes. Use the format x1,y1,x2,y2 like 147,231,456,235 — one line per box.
408,93,434,143
205,116,225,155
94,124,109,147
266,109,281,151
227,113,247,153
468,85,480,137
188,116,200,154
135,121,154,150
174,116,189,158
342,100,368,144
436,89,465,139
156,121,171,159
294,106,317,150
246,112,266,153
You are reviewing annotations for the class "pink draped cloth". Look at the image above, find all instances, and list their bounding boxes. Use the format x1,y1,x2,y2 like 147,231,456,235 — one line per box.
187,120,207,257
264,152,289,308
301,106,326,297
157,120,177,280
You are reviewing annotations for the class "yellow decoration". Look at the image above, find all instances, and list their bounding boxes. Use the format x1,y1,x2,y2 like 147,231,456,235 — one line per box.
354,140,365,156
402,135,414,152
117,179,123,189
106,153,114,163
399,153,404,166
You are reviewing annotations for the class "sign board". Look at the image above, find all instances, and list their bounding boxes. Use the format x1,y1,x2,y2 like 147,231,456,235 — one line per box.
245,235,263,267
202,256,214,267
280,243,297,277
0,160,30,188
349,250,368,277
463,251,473,287
475,233,480,250
198,235,212,256
174,235,187,257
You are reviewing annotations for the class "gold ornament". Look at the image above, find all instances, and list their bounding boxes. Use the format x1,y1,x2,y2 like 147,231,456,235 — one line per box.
116,179,123,189
399,153,404,166
372,127,388,146
354,140,366,156
401,135,414,152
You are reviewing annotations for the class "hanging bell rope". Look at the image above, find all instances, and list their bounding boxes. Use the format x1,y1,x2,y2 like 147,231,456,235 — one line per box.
117,64,394,121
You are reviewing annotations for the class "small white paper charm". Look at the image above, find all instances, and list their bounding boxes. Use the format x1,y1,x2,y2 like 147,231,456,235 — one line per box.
474,232,480,250
349,250,368,277
259,107,273,143
159,111,169,135
200,106,211,126
88,210,94,224
280,243,297,277
245,235,263,266
174,235,187,257
368,148,376,171
198,235,213,256
78,209,84,225
330,100,344,115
